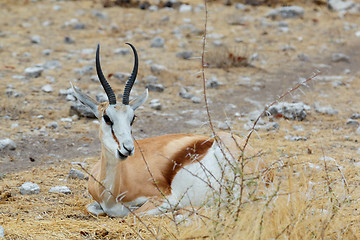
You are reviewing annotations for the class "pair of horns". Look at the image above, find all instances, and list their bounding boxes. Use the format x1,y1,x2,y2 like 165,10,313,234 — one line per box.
96,43,138,105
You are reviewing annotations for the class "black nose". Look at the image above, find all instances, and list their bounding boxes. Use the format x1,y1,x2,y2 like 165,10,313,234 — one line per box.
123,144,133,154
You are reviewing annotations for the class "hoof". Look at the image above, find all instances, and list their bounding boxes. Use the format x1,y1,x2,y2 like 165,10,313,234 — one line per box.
86,202,106,216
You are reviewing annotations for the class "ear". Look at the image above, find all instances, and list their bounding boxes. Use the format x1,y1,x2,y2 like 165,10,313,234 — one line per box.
70,82,100,118
130,89,148,111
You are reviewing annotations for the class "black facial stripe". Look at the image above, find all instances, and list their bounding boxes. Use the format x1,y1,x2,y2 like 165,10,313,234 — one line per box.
103,114,113,126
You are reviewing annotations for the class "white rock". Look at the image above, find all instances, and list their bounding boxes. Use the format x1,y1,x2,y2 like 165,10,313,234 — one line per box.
150,64,167,74
179,4,192,13
0,138,16,150
150,99,162,110
332,53,350,63
266,6,304,19
328,0,355,11
113,48,130,55
314,102,339,115
0,226,4,238
42,84,53,93
31,35,41,44
150,36,165,48
20,182,40,195
49,186,72,194
268,102,309,121
68,169,87,180
24,66,44,78
47,122,59,129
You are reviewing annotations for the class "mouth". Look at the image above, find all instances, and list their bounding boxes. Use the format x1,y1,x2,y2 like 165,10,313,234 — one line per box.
117,149,128,160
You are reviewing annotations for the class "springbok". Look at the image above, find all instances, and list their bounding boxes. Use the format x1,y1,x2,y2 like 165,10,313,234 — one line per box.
72,43,268,217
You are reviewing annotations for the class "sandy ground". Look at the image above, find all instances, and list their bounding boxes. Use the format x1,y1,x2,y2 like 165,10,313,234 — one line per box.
1,0,360,239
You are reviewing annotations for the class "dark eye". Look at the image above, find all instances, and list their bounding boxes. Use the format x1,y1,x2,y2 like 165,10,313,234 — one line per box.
103,114,113,126
130,115,136,126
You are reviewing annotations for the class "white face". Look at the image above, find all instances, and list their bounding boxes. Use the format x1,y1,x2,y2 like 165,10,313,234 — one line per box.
100,104,136,160
71,84,148,161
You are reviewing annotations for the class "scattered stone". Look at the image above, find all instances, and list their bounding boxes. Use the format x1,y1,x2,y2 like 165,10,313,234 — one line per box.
112,72,131,82
179,87,193,99
24,66,44,78
150,36,165,48
47,121,59,129
268,102,309,121
314,102,339,115
235,3,247,10
176,51,193,60
346,119,359,126
146,83,165,92
331,53,350,63
64,36,75,44
20,182,40,195
328,0,355,11
191,96,201,104
179,4,192,13
31,35,41,44
350,113,360,119
71,161,87,168
49,186,72,194
266,6,305,19
298,53,310,62
42,49,53,56
74,65,93,75
185,119,203,127
244,121,280,131
293,125,304,131
0,226,4,238
217,121,231,130
285,135,308,141
0,138,16,150
42,84,53,93
92,10,107,19
42,60,62,70
206,76,221,88
280,44,296,51
150,64,167,75
53,5,61,11
149,99,162,110
68,169,87,180
142,75,158,84
113,48,130,55
70,102,96,118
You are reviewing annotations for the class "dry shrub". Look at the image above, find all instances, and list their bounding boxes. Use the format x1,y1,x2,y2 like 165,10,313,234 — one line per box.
205,45,249,69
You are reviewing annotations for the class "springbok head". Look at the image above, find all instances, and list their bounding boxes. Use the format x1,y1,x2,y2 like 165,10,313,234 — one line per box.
72,43,148,160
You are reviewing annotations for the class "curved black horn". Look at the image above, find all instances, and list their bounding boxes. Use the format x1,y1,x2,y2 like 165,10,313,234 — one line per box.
122,43,138,105
96,44,116,105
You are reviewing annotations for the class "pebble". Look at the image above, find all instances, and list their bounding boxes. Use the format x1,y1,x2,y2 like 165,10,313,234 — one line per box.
0,226,4,238
328,0,355,11
176,51,193,59
64,36,75,44
74,65,93,75
268,102,310,121
206,76,220,88
49,186,72,194
285,135,308,141
150,64,167,74
20,182,40,195
150,99,162,110
47,121,59,129
31,35,41,44
146,83,165,92
346,119,359,126
179,4,192,13
217,121,231,130
142,75,158,84
113,72,131,82
314,102,339,115
179,87,193,99
331,53,350,63
42,49,53,56
0,138,16,150
350,113,360,119
235,3,247,10
185,119,203,127
191,96,201,104
113,48,130,55
24,66,44,78
91,10,107,19
68,169,87,180
42,84,53,93
150,36,165,48
266,6,305,19
96,93,107,103
298,53,310,62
